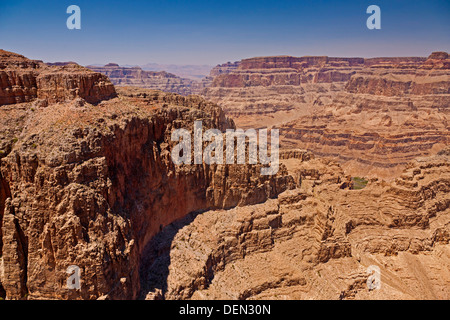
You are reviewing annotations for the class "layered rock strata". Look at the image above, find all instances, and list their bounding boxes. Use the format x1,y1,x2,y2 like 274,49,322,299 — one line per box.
1,50,449,301
202,55,367,129
280,52,450,178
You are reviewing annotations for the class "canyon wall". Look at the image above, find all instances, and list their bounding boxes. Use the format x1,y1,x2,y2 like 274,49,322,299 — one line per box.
0,51,293,299
142,148,450,299
202,52,450,178
0,50,116,106
0,50,41,105
202,55,365,129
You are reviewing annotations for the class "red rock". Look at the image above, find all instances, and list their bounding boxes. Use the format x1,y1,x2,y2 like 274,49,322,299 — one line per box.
0,50,116,106
203,52,450,178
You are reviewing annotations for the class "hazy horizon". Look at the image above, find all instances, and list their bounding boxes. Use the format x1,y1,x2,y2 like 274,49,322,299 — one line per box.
1,0,449,66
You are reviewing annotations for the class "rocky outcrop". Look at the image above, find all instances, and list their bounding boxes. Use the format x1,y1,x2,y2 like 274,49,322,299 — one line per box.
209,56,363,88
36,65,117,104
0,50,116,106
0,71,294,300
202,55,367,130
363,57,426,68
346,53,450,96
0,50,42,105
209,61,240,77
200,61,239,89
1,49,449,301
87,64,203,96
280,52,450,178
142,149,450,300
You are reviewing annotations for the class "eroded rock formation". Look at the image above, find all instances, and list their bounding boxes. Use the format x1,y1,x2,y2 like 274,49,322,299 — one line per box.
202,53,450,178
142,149,450,299
202,55,367,129
0,50,116,106
0,50,448,301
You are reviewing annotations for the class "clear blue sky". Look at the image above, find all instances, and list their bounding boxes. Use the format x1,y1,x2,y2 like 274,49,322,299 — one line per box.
1,0,449,65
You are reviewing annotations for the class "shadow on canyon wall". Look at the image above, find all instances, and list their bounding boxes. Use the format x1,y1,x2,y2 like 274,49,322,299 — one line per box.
138,209,207,300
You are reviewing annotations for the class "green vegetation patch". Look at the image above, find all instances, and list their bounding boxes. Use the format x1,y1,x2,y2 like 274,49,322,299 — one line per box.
351,177,368,190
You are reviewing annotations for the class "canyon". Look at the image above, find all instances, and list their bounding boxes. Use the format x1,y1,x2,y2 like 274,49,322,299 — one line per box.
143,148,450,299
0,51,116,106
0,49,449,300
137,63,212,81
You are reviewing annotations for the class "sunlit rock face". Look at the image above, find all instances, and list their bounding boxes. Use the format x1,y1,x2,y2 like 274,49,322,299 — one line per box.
202,53,450,179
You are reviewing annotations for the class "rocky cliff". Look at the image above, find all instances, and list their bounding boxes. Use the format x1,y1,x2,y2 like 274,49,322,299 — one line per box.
142,148,450,300
1,50,448,301
202,55,366,130
200,61,239,89
0,50,116,106
280,52,450,178
0,51,293,299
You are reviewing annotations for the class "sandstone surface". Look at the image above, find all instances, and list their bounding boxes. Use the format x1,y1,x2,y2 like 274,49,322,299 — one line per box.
0,51,293,299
